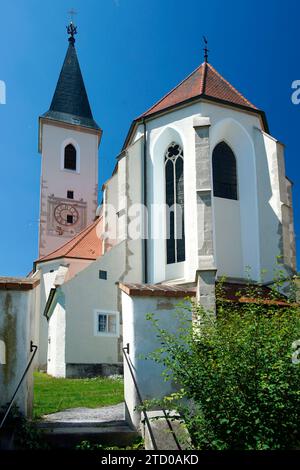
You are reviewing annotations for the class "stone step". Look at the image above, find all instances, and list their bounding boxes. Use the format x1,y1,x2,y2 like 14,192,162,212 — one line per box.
34,403,140,449
37,421,139,449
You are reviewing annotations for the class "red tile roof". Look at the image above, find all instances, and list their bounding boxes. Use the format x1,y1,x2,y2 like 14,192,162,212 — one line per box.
119,281,296,307
36,216,103,263
0,277,40,290
119,282,196,298
141,62,258,118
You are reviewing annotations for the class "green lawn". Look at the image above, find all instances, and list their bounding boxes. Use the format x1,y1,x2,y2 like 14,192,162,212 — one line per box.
33,372,124,419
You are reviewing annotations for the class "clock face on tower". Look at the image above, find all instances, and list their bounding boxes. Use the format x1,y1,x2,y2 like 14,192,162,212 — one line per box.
47,195,87,237
54,203,79,226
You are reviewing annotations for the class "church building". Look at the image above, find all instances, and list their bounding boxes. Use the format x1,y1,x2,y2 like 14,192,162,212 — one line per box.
33,23,296,377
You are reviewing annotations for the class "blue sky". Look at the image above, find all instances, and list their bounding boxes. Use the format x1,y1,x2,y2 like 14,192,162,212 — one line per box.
0,0,299,276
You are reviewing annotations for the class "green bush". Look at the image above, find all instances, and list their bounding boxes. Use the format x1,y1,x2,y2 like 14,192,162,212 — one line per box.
147,286,300,450
76,437,144,450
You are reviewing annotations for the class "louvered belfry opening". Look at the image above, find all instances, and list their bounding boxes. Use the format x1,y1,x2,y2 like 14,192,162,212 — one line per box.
165,142,185,264
212,141,238,200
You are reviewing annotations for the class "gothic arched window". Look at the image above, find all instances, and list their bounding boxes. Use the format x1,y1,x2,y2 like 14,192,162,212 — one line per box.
165,142,185,264
64,144,77,171
212,141,238,200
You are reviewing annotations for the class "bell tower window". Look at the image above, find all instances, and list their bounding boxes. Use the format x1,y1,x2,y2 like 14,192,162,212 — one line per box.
165,142,185,264
64,143,77,171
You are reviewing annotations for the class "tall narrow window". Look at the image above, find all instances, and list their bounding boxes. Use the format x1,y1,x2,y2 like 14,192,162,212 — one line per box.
212,141,237,200
165,142,185,264
64,144,77,171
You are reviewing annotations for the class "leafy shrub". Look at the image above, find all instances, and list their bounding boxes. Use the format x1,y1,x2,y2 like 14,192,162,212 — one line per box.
0,406,49,450
76,437,144,450
147,284,300,450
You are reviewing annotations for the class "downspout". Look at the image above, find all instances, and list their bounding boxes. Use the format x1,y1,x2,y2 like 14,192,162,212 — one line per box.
143,119,148,283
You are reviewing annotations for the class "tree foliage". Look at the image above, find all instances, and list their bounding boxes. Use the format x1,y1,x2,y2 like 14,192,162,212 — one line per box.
147,283,300,450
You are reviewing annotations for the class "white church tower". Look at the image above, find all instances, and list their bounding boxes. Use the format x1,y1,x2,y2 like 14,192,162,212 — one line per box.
38,22,101,258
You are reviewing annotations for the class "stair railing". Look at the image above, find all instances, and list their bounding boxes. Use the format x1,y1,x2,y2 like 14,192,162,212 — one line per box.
122,343,158,450
0,341,38,429
122,343,182,450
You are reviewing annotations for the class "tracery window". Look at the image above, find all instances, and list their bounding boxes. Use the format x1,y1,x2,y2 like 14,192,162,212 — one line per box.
165,142,185,264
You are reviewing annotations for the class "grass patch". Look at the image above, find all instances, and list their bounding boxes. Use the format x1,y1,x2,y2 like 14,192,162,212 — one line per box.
33,372,124,419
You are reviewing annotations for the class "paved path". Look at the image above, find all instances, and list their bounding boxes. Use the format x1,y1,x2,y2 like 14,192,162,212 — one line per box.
41,402,125,424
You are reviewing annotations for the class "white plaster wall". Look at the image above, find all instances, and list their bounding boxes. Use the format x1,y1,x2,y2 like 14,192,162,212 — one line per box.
254,130,282,280
253,129,295,280
0,288,38,417
125,137,144,282
213,198,243,277
62,242,127,365
47,298,66,377
36,258,93,368
39,122,99,257
209,116,260,279
144,101,263,283
122,292,136,425
36,261,60,368
122,292,191,428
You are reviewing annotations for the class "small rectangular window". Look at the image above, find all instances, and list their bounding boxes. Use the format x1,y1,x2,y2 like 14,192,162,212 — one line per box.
99,270,107,280
98,314,107,332
94,310,119,337
67,215,73,224
67,190,74,199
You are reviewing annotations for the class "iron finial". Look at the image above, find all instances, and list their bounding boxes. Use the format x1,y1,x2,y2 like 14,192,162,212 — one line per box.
67,9,78,44
203,36,209,63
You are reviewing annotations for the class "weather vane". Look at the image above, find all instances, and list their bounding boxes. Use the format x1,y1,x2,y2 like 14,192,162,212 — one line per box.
203,36,209,63
67,9,78,43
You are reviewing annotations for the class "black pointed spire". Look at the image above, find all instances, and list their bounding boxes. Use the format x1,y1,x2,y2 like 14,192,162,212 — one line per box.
42,23,100,131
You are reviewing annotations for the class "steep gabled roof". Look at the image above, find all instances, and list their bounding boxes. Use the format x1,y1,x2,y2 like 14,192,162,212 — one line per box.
36,217,103,264
42,40,100,131
141,62,258,117
123,61,268,149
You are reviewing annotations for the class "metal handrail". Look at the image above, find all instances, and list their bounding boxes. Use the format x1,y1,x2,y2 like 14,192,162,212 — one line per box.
0,341,38,429
162,408,182,451
122,344,158,450
122,344,182,450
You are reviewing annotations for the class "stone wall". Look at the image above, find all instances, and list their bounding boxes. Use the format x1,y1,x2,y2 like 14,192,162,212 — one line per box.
0,277,39,418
